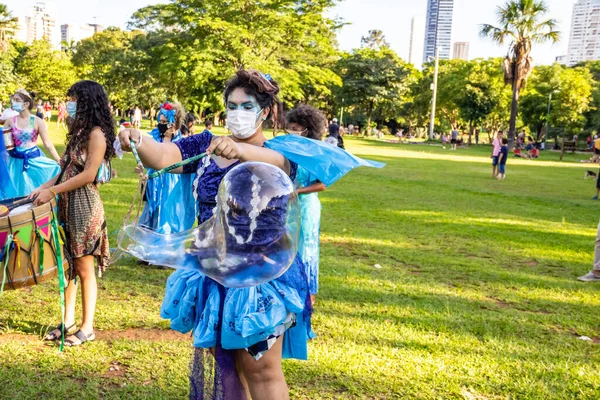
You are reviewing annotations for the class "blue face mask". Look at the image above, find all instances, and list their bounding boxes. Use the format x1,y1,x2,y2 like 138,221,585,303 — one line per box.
66,101,77,119
11,101,24,112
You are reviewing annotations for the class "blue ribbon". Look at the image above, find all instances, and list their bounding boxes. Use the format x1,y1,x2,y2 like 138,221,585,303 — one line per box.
9,147,41,171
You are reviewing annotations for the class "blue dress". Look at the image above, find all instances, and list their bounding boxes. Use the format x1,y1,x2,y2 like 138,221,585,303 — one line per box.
160,131,312,361
0,133,15,199
138,128,197,234
2,115,60,200
296,166,321,295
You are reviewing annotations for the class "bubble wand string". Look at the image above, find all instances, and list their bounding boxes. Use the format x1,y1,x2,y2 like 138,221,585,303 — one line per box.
148,152,208,179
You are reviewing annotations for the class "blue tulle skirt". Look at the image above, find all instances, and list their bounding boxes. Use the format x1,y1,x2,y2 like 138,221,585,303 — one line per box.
161,254,313,360
0,143,15,199
298,193,321,295
139,170,198,234
2,147,60,200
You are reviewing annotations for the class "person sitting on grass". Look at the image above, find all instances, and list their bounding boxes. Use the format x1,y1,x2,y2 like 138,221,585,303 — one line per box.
514,147,524,158
526,138,539,159
497,138,508,180
578,220,600,282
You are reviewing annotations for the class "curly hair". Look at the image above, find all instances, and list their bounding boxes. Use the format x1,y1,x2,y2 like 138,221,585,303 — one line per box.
223,69,284,134
285,105,327,141
65,80,115,161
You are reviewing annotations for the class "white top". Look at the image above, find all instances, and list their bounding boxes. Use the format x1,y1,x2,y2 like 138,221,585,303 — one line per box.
1,108,18,121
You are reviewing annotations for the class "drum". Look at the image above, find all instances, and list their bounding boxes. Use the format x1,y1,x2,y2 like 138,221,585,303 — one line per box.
0,197,65,290
3,126,14,151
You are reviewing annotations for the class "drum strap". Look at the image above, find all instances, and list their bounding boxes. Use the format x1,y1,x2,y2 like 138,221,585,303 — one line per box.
50,211,67,351
30,208,45,276
0,234,13,293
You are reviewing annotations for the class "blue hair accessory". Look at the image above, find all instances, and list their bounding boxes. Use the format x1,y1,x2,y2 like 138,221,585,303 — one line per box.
262,74,272,81
157,101,176,125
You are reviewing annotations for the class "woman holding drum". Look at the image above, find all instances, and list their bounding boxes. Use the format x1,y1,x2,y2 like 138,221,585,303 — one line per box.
2,89,61,200
31,80,115,346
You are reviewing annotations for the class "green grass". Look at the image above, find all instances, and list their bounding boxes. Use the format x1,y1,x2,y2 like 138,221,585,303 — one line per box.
1,116,600,399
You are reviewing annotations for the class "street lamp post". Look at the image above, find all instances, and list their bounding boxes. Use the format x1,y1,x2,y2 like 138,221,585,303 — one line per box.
545,92,553,144
546,89,559,151
428,48,440,140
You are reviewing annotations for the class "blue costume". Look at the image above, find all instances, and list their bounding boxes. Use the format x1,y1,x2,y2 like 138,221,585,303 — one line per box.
115,133,384,399
295,166,321,295
0,132,15,199
138,110,197,234
160,131,312,358
2,115,60,200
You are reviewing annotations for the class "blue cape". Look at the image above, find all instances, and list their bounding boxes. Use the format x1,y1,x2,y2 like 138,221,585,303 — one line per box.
264,135,385,186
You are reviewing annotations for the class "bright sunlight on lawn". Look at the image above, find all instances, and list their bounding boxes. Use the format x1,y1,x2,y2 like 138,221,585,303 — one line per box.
1,121,599,399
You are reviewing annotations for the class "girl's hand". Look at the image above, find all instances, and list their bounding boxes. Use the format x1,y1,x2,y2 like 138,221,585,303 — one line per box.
207,136,245,160
29,187,43,200
134,164,144,175
32,188,55,206
118,129,142,152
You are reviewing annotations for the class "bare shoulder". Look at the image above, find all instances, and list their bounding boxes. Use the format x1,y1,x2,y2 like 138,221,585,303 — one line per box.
90,127,107,147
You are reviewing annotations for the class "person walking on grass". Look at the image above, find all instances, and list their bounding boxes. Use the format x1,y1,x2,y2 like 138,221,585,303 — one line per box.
491,131,504,177
451,128,459,150
578,220,600,282
497,138,508,180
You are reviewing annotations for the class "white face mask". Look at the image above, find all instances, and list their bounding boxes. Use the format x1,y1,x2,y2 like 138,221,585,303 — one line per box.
226,109,264,139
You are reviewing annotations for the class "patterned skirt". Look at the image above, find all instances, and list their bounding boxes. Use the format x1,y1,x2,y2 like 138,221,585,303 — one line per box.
58,183,110,278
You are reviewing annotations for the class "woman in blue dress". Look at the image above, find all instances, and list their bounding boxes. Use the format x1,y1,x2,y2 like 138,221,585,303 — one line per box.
119,70,311,400
138,102,197,234
285,105,328,305
2,89,61,200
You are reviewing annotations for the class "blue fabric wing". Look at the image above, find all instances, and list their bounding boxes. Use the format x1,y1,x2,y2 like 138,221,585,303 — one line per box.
264,135,385,186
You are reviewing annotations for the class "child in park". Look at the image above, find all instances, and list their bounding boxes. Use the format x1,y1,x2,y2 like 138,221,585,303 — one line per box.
497,138,508,180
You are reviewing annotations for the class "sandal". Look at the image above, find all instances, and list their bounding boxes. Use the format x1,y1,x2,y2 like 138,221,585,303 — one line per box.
64,329,96,347
44,323,77,341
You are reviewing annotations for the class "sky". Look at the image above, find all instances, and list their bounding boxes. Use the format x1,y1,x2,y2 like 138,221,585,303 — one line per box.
10,0,574,67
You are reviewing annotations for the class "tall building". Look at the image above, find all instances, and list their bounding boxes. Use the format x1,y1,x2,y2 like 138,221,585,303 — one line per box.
408,16,424,69
567,0,600,66
88,24,104,34
423,0,455,64
409,17,416,64
20,2,59,49
61,24,95,46
452,42,469,60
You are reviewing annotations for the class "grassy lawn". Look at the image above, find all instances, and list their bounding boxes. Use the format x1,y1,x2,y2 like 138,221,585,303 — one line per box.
1,117,600,399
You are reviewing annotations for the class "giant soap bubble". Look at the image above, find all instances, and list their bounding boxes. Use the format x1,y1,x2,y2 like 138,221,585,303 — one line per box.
116,162,300,287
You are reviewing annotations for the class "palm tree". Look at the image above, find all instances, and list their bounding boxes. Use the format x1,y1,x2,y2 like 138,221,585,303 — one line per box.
0,3,18,52
480,0,559,146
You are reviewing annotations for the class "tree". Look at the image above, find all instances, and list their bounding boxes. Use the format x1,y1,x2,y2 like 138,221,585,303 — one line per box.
457,62,498,143
128,0,342,112
0,3,17,51
521,64,593,141
480,0,560,147
15,40,77,100
361,30,389,50
0,41,18,101
73,28,170,117
335,47,417,130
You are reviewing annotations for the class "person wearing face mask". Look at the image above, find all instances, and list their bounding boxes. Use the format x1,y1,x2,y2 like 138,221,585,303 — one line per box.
136,102,198,236
0,96,18,125
285,105,328,306
30,80,115,347
1,89,61,200
118,69,310,400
